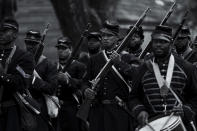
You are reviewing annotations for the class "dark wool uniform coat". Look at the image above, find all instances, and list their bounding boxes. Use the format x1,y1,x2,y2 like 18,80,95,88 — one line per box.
84,51,132,131
0,47,34,131
30,56,58,131
129,55,197,131
56,60,86,131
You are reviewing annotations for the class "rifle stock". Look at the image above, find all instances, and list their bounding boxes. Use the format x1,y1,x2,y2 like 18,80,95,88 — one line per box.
62,23,91,73
76,8,151,122
139,2,176,59
34,23,50,64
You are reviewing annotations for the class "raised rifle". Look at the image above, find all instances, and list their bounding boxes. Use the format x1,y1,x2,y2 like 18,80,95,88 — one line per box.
76,8,151,122
62,23,91,73
172,10,189,45
139,2,176,59
34,23,50,64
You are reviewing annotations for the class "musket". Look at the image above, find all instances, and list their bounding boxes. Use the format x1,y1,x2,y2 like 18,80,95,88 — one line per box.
62,23,91,73
76,8,151,122
172,10,189,45
139,2,176,59
34,23,50,64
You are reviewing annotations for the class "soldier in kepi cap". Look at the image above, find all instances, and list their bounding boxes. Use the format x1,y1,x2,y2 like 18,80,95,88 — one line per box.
24,29,58,131
83,20,132,131
78,31,102,72
124,26,144,57
55,36,87,131
128,25,197,131
100,20,120,53
0,18,35,131
87,31,102,56
174,26,197,63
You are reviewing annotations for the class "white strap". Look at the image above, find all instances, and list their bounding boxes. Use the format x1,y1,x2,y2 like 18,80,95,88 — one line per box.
152,54,175,88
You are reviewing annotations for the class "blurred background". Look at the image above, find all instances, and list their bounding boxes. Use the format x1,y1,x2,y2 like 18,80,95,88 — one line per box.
1,0,197,61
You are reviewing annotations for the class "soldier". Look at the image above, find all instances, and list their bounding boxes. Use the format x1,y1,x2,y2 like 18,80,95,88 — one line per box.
24,30,58,131
129,25,197,131
78,32,102,72
174,26,197,63
83,20,132,131
55,36,86,131
124,26,144,57
0,18,34,131
87,31,102,56
115,26,144,80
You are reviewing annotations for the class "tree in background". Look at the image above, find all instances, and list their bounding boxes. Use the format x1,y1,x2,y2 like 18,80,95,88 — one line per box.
0,0,17,22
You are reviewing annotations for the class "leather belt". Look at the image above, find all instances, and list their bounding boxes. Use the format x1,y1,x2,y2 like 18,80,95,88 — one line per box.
0,100,16,108
101,99,117,105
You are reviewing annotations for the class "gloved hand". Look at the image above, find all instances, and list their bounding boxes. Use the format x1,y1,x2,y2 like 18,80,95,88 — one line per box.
137,111,149,126
84,88,96,100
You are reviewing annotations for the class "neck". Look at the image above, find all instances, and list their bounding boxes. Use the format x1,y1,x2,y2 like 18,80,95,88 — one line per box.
59,57,72,66
155,53,171,64
129,46,142,54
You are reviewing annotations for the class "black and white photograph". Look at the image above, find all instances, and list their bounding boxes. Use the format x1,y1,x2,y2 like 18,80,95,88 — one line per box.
0,0,197,131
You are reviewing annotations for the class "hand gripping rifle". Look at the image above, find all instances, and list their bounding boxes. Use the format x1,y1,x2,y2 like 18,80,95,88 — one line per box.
62,23,91,73
76,8,151,122
34,23,50,64
139,2,176,59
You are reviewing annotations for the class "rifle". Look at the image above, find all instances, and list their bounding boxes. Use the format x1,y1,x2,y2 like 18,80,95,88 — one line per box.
139,2,176,59
62,23,91,73
76,8,151,122
114,96,133,117
172,10,189,45
34,23,50,64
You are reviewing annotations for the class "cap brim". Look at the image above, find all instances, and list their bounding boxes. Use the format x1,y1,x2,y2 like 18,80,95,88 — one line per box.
152,34,171,42
55,44,69,48
100,28,118,36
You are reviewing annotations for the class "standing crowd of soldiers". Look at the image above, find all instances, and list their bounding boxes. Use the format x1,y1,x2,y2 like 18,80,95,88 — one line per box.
1,3,197,131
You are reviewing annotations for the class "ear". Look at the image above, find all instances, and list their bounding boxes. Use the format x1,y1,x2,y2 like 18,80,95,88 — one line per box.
12,31,18,39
